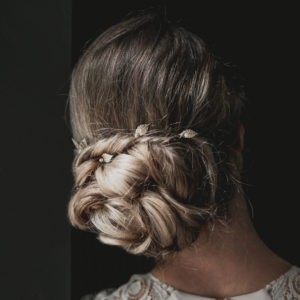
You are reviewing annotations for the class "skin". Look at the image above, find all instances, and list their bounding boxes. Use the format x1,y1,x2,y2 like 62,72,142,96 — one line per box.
150,125,291,299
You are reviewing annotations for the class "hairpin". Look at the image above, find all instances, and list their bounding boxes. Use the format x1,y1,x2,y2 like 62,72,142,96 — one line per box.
178,129,198,138
98,153,115,164
134,123,150,138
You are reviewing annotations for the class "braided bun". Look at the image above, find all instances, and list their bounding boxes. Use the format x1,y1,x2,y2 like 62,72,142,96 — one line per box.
69,130,218,258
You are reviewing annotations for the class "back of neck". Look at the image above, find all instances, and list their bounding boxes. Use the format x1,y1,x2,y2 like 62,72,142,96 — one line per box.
151,196,291,298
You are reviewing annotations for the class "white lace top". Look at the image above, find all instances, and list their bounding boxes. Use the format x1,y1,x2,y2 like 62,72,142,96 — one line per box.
82,265,300,300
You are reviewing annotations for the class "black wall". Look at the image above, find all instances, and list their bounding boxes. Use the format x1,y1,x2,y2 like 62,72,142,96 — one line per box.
1,0,71,299
72,1,299,299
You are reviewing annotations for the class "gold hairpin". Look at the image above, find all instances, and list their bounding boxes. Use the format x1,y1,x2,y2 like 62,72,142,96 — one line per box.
134,123,150,138
99,153,114,164
178,129,198,138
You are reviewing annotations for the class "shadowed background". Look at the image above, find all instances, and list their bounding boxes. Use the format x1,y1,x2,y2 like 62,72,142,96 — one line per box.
1,0,71,299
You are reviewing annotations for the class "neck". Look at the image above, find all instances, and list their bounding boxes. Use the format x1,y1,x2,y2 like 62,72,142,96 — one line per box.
151,195,291,298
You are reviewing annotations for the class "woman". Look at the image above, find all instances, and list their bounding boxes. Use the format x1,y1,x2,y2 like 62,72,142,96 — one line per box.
68,12,300,300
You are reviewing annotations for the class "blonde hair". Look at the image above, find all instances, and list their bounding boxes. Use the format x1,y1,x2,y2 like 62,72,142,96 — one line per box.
68,13,245,260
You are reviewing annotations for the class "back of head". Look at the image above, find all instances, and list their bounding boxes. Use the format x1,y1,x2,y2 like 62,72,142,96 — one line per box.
68,12,246,260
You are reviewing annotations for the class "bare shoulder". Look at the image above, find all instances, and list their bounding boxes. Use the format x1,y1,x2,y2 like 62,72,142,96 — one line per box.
81,273,175,300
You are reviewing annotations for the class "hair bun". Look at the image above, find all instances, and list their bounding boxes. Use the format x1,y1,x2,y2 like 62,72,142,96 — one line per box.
68,130,219,258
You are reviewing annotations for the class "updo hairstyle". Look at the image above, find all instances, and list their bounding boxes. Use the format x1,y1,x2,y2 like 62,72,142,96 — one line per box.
68,13,246,260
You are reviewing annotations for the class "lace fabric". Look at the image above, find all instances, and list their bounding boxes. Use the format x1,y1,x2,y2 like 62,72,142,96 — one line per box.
82,265,300,300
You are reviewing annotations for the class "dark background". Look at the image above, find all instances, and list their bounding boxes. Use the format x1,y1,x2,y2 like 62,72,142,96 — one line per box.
1,1,299,299
0,0,71,299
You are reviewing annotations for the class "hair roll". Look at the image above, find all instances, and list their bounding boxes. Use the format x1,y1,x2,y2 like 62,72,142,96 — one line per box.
68,131,222,258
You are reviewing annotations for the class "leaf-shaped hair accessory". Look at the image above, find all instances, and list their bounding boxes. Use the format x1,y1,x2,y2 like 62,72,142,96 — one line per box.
178,129,198,138
99,153,115,164
134,123,150,138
